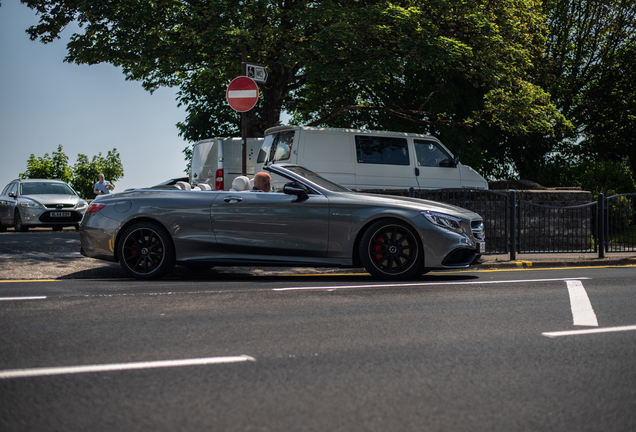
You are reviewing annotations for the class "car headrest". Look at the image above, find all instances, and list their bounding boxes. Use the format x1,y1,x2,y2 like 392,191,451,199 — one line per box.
197,183,212,191
175,181,191,191
230,176,251,191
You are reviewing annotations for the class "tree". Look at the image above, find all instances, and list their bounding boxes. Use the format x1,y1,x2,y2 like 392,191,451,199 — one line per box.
71,150,124,199
578,40,636,175
22,0,565,149
20,144,71,183
518,0,636,185
20,146,124,199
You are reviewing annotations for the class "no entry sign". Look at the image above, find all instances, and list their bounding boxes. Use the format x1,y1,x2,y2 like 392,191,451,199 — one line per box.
226,76,259,112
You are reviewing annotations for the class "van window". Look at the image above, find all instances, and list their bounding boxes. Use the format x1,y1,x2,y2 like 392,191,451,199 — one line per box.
257,130,295,164
414,139,452,167
355,136,409,165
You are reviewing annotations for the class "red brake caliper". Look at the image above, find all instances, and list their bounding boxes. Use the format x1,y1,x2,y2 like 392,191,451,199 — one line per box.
373,235,383,261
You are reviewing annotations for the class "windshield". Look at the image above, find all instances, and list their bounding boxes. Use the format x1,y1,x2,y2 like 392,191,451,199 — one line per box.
20,182,76,195
273,165,351,193
257,130,295,164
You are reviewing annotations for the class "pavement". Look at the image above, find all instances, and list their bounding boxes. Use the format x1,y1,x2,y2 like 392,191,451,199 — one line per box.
1,228,635,280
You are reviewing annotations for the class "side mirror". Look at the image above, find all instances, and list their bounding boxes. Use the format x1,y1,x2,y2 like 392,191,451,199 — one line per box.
440,156,459,168
283,182,309,200
8,192,16,198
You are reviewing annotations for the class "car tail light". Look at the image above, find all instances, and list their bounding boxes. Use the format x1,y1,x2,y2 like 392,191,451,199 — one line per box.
215,169,224,190
86,203,105,214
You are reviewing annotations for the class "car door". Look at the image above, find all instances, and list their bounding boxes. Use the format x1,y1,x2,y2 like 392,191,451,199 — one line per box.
211,191,330,257
413,139,462,189
0,183,18,225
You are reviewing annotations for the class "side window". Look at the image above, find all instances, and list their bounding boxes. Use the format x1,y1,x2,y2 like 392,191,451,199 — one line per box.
414,140,452,167
355,136,409,165
9,183,18,196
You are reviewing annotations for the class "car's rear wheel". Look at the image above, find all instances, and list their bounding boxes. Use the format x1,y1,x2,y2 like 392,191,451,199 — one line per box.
118,221,175,280
359,219,422,280
14,210,28,232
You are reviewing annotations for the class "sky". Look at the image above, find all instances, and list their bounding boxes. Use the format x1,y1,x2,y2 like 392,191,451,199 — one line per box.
0,1,190,193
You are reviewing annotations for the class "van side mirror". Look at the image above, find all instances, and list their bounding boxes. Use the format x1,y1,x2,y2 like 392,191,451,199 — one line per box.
283,182,309,200
440,156,459,168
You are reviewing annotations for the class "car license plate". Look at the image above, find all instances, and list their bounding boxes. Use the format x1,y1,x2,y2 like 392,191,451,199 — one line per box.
479,242,486,253
50,212,71,217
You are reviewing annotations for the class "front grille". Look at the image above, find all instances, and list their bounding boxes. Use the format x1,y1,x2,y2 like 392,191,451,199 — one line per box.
44,203,75,209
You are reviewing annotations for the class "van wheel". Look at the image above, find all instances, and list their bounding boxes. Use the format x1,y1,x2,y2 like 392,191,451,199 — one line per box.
14,210,28,232
359,220,422,280
118,221,175,280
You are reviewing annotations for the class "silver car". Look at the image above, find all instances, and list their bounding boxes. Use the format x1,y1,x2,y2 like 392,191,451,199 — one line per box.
0,179,88,232
80,165,485,280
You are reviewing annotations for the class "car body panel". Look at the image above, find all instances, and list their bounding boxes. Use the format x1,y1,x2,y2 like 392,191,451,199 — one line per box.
80,165,485,277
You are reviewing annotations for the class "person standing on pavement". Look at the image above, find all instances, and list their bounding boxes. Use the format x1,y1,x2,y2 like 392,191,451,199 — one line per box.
94,173,115,195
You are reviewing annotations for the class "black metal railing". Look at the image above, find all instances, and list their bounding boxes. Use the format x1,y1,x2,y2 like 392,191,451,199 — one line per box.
417,189,509,254
604,193,636,253
410,188,636,259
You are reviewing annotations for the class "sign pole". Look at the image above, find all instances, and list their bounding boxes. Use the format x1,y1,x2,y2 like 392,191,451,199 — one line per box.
241,47,247,176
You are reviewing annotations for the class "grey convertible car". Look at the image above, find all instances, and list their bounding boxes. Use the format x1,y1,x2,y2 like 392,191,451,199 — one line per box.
80,165,485,280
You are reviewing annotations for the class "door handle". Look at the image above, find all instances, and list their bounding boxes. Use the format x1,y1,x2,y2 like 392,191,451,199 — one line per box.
223,196,243,202
415,167,420,176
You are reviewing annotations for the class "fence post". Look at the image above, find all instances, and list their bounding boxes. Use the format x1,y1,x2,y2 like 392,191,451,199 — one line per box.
510,190,516,261
409,187,414,198
598,193,605,259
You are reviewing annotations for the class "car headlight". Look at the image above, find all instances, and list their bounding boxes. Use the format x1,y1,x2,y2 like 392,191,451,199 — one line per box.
422,211,463,234
76,200,88,210
19,199,43,209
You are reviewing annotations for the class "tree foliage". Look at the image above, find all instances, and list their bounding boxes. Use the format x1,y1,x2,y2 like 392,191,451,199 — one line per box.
71,149,125,199
20,146,124,199
20,144,71,183
22,1,564,135
20,0,636,185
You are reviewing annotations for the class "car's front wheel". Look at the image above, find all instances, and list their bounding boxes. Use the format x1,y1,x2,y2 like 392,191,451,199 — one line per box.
359,219,422,280
118,221,176,280
14,210,28,232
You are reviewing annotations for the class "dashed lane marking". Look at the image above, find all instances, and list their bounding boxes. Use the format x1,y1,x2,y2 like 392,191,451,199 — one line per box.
543,325,636,338
0,296,47,301
0,355,256,379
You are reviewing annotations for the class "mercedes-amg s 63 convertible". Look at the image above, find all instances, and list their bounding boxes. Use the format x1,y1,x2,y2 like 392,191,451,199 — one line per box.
80,165,485,280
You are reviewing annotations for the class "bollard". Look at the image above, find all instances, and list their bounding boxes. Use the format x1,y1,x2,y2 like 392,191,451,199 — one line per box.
598,193,605,259
510,190,516,261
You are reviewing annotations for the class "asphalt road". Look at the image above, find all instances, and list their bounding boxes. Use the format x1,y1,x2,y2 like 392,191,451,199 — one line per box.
1,266,635,431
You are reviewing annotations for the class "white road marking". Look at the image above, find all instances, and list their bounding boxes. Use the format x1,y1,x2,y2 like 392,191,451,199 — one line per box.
566,280,598,326
0,296,47,301
543,325,636,338
272,277,591,291
0,355,256,379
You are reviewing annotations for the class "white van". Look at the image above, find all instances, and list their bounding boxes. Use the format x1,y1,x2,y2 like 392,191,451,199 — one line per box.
255,126,487,190
190,137,263,190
